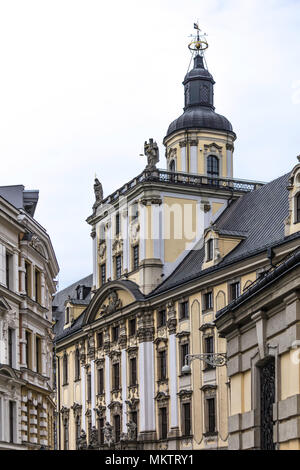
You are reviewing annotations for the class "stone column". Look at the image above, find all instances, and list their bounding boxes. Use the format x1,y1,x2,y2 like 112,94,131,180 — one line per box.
13,249,19,293
91,360,96,426
40,271,46,307
106,221,112,281
137,312,155,440
119,329,128,434
19,253,26,295
180,141,187,172
167,301,179,434
91,228,97,290
190,140,198,174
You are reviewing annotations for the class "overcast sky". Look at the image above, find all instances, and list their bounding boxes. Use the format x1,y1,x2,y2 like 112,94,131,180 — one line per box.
0,0,299,290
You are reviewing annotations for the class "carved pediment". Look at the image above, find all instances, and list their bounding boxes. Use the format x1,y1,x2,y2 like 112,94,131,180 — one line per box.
100,290,122,316
31,235,48,260
0,296,11,312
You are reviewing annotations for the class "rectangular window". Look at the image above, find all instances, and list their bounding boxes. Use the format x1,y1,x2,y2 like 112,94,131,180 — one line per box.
207,398,216,434
157,309,166,328
204,336,215,370
112,326,119,343
129,318,136,337
130,357,137,386
131,411,138,437
207,239,214,262
98,368,104,394
9,401,15,443
116,255,122,279
113,363,120,390
116,213,120,236
114,415,121,443
133,245,139,270
183,403,191,437
181,343,189,369
159,350,167,380
100,264,106,285
87,374,92,401
131,202,139,221
180,301,189,320
230,282,240,301
297,194,300,223
203,292,213,311
6,253,12,290
25,331,32,369
36,336,42,374
25,261,31,297
8,328,13,367
159,407,168,440
97,332,103,348
99,418,104,444
35,269,41,304
65,307,70,324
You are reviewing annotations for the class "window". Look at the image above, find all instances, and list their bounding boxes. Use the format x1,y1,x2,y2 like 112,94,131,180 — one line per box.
230,281,240,301
112,326,119,343
131,411,138,438
207,155,219,183
180,301,189,320
113,363,120,390
9,401,15,443
35,268,41,304
63,354,68,385
75,348,80,381
63,419,69,450
25,331,32,369
100,264,106,286
207,239,214,262
115,213,120,236
207,398,216,434
159,407,168,440
115,255,122,279
182,403,191,437
133,245,139,270
99,224,105,242
129,318,136,337
97,332,103,348
5,253,12,290
65,307,70,324
98,368,104,394
158,350,167,380
75,416,81,443
99,417,104,444
131,202,139,221
25,261,31,296
114,415,121,443
204,336,215,370
130,357,137,386
87,374,92,401
169,160,176,172
181,343,189,369
36,336,42,374
8,328,13,367
157,309,166,328
203,292,213,312
297,194,300,223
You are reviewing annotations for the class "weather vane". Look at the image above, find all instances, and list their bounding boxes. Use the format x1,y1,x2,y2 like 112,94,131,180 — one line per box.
188,22,208,53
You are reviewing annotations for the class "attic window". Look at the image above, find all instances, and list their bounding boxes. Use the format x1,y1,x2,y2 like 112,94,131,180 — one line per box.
65,307,70,324
206,239,214,262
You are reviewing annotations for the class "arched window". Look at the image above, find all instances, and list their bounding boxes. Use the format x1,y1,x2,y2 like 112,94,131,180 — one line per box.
297,193,300,223
63,419,69,450
63,353,68,385
207,156,219,184
169,160,176,172
75,348,80,381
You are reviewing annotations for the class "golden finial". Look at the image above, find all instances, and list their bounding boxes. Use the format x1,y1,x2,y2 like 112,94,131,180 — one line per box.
188,23,208,52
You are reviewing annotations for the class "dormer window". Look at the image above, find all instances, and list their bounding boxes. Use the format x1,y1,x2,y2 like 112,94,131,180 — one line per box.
65,307,70,324
116,213,120,236
207,239,214,262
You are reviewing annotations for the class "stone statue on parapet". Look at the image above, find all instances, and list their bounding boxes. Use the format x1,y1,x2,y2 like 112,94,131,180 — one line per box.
88,426,99,449
77,429,87,450
127,420,137,441
144,138,160,170
103,421,114,447
93,177,104,210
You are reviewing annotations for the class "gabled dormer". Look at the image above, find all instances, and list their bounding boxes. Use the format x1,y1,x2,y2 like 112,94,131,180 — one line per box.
202,227,246,270
285,157,300,237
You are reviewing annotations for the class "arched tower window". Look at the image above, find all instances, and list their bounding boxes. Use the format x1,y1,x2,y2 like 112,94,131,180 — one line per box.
75,348,80,381
207,155,219,179
169,160,176,172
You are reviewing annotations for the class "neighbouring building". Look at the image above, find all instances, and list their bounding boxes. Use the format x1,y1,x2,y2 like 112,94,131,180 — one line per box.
54,28,300,450
0,185,59,450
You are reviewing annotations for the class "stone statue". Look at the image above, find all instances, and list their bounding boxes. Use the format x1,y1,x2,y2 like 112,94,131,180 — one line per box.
102,291,122,315
103,421,114,447
127,420,137,441
88,426,99,449
93,178,103,210
77,429,87,450
144,138,159,170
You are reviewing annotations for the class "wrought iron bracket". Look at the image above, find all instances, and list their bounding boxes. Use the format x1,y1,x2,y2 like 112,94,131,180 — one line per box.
185,353,227,369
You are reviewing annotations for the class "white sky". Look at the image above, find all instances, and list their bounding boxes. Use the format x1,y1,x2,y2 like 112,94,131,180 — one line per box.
0,0,299,290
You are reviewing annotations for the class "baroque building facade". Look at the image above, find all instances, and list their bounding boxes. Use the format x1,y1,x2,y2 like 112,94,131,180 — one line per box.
0,185,59,450
54,33,300,450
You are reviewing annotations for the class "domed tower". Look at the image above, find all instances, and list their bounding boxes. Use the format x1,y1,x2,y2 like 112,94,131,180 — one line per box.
164,26,236,178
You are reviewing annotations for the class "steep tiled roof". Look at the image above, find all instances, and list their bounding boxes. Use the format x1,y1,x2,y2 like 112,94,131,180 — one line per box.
152,172,294,295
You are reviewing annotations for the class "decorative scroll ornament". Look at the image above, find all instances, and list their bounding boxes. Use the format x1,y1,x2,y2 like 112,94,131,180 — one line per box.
103,421,114,447
143,138,160,171
185,353,227,369
101,291,122,315
99,242,106,260
77,429,87,450
88,426,99,449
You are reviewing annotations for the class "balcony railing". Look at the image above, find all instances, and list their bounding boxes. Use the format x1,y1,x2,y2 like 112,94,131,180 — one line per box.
100,169,265,207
